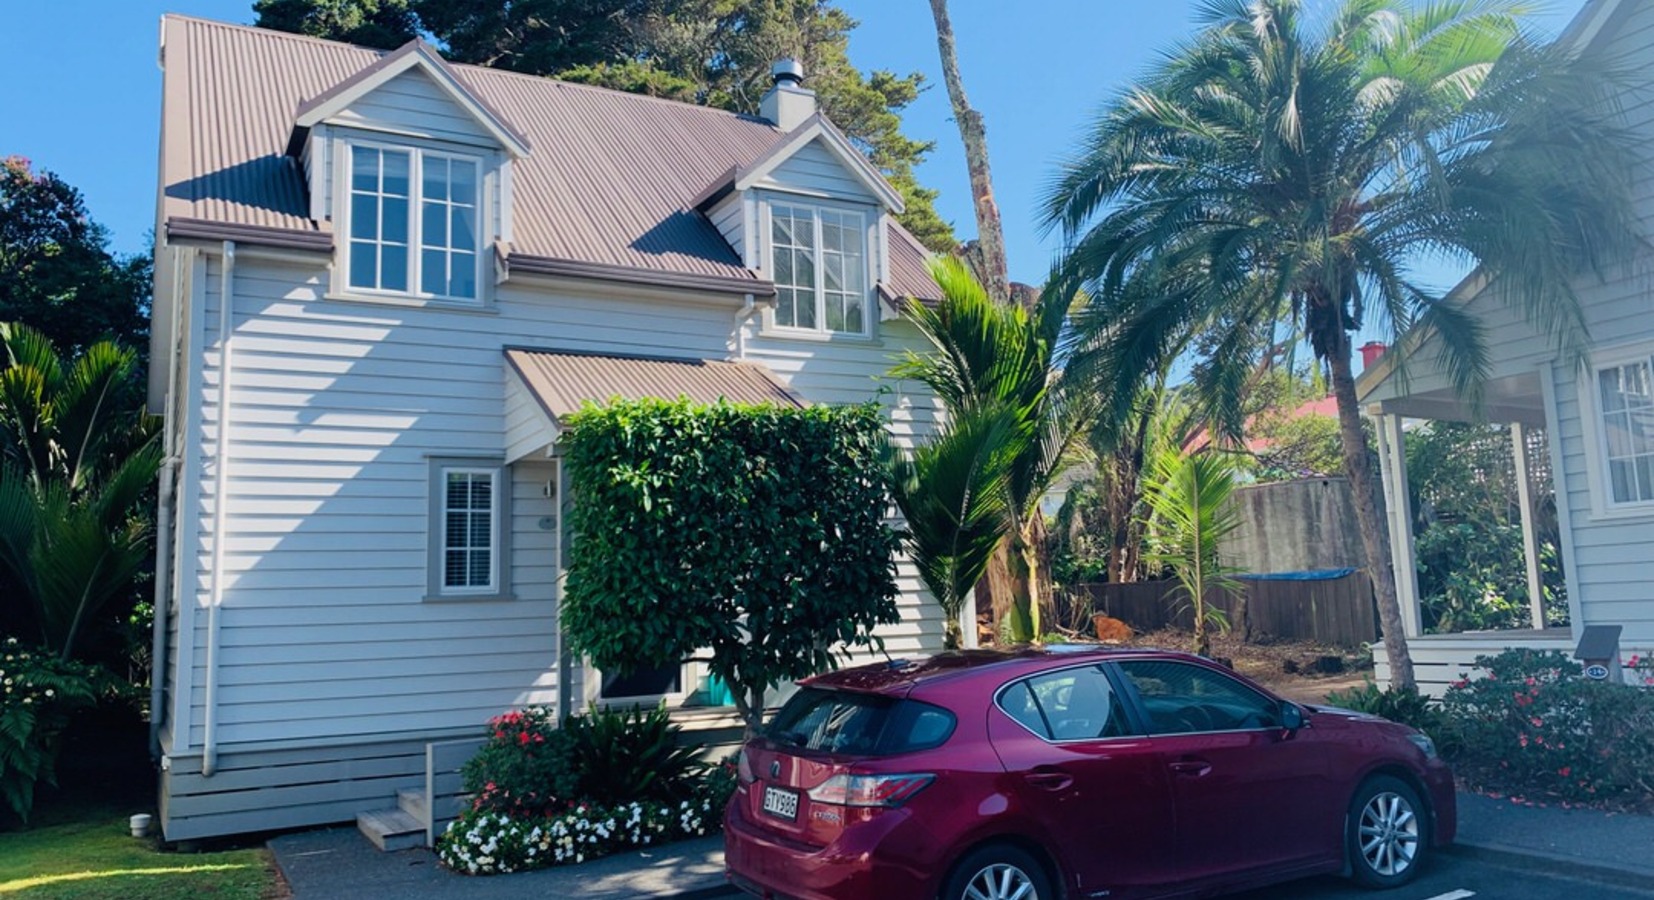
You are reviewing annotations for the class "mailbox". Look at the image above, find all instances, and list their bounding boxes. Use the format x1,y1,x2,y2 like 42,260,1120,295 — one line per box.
1574,625,1623,683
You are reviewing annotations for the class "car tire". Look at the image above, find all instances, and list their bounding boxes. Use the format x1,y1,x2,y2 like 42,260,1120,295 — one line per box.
942,843,1055,900
1346,774,1430,889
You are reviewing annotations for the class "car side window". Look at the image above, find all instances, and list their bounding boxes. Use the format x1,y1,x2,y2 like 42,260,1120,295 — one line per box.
998,665,1132,742
1116,660,1282,735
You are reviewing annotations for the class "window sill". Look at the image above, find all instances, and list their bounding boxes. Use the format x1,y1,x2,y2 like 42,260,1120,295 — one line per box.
324,291,499,314
423,592,517,603
756,327,879,345
1588,502,1654,522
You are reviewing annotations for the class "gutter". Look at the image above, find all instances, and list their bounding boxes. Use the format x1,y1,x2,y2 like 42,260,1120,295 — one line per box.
201,240,235,777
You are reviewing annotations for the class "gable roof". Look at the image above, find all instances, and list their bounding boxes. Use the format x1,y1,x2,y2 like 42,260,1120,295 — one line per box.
290,38,531,158
157,15,941,303
692,113,906,213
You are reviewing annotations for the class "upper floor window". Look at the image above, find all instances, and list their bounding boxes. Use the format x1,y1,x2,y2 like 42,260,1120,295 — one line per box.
770,203,868,335
347,143,480,301
1596,359,1654,506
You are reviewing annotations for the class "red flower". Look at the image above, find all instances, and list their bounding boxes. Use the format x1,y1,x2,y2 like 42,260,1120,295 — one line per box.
1558,766,1571,777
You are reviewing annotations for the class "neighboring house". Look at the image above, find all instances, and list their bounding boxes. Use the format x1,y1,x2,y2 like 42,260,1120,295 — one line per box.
146,16,945,842
1357,0,1654,695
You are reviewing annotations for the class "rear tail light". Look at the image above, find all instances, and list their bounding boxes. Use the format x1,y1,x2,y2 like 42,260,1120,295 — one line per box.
807,773,935,808
736,750,756,785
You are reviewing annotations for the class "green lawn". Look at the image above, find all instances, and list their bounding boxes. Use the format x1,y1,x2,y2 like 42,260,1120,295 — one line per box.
0,807,281,899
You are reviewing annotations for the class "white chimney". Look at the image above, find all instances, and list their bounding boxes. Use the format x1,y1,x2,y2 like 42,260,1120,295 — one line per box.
760,58,815,131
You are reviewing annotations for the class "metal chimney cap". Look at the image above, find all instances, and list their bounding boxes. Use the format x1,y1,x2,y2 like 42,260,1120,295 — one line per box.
772,58,805,87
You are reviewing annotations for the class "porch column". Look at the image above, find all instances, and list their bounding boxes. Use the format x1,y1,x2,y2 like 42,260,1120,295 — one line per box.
1374,412,1423,638
1510,422,1546,629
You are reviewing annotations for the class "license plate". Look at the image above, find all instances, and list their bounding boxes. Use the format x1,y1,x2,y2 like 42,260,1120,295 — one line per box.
761,785,799,821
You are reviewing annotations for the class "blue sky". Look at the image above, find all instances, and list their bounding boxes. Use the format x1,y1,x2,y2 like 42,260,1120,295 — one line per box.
2,0,1589,285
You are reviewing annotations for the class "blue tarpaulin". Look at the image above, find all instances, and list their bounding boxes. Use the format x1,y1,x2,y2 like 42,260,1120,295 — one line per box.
1236,568,1358,581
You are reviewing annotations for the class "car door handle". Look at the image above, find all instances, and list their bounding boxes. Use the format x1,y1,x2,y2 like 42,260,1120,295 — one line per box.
1168,759,1212,777
1023,768,1074,791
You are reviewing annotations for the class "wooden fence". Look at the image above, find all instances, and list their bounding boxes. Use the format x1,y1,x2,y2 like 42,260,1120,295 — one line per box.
1080,571,1378,648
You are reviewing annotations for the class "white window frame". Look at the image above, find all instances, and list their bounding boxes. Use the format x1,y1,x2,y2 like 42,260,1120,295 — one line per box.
760,199,874,340
1577,340,1654,520
427,459,513,600
340,139,487,305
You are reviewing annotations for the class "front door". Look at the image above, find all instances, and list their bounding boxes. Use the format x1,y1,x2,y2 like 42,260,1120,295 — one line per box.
987,663,1177,899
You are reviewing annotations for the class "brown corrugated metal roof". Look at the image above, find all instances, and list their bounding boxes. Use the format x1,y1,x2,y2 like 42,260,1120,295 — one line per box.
159,15,940,301
505,348,804,422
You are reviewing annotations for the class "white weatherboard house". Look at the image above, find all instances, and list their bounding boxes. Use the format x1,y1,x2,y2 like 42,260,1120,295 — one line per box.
1358,0,1654,696
146,16,945,843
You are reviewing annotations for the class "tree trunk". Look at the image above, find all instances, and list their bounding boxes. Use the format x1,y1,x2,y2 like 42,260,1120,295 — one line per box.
926,0,1009,305
1326,341,1416,689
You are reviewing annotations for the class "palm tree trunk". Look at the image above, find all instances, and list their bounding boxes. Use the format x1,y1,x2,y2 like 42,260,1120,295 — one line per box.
926,0,1009,304
1327,343,1416,689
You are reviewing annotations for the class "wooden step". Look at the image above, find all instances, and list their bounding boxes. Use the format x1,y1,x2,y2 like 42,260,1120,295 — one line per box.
356,807,424,852
397,787,429,823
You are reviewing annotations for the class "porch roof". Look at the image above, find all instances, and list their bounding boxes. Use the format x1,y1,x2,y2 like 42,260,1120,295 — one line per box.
502,347,804,463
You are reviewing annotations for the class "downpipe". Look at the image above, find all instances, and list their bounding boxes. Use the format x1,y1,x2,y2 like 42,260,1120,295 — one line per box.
202,240,235,777
734,293,756,358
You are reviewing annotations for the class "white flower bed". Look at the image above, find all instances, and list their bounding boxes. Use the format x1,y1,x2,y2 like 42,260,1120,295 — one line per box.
437,797,719,875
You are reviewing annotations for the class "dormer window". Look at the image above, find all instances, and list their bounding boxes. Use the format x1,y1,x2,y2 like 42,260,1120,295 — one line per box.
770,203,868,335
345,141,481,301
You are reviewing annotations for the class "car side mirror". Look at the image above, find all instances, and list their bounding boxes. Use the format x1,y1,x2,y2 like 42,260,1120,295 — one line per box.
1280,702,1305,733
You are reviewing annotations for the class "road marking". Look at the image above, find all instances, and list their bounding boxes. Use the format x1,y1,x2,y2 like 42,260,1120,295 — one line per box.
1421,891,1475,900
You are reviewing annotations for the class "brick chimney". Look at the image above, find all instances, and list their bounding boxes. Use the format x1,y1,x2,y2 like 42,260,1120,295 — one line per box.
760,58,815,131
1359,341,1388,370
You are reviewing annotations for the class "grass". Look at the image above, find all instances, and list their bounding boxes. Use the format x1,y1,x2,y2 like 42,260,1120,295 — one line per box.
0,804,281,899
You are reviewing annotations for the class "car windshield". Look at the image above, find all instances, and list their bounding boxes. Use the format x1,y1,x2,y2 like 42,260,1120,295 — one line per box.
766,688,955,756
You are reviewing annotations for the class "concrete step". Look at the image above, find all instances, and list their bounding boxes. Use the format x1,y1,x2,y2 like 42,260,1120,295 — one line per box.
396,787,429,823
356,807,424,852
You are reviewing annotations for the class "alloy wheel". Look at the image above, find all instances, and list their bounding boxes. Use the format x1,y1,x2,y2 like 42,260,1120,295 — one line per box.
1357,790,1419,877
962,862,1038,900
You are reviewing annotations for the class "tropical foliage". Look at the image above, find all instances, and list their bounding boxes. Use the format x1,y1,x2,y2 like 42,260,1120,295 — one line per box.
0,324,159,663
1140,449,1244,657
559,398,900,734
892,259,1081,643
1043,0,1639,687
0,638,111,822
252,0,955,251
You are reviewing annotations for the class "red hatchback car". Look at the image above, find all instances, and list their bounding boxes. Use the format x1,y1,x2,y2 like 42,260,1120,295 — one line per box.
725,647,1454,900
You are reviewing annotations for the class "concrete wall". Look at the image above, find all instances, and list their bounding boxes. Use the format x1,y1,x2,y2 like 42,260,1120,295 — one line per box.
1223,477,1368,575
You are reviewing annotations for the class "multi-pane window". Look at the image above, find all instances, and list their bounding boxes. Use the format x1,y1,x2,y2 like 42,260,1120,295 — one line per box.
770,204,867,335
442,468,496,591
1598,360,1654,505
347,143,480,300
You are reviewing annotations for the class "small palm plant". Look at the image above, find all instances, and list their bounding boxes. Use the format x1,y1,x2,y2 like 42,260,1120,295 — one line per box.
0,323,159,660
1140,449,1244,658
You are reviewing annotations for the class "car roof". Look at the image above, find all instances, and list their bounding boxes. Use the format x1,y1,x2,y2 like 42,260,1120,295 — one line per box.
805,646,1208,697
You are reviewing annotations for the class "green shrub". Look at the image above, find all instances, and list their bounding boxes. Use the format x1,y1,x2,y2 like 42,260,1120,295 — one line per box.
1324,682,1457,753
1443,650,1654,802
559,704,707,807
0,639,108,821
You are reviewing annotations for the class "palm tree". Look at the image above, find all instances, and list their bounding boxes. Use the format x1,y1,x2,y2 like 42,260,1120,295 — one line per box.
1140,448,1245,658
0,323,159,660
1043,0,1639,687
889,405,1021,649
893,259,1080,642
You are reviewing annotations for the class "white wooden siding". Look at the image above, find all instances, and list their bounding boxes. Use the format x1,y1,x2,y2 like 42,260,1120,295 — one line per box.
504,367,555,463
757,139,877,202
708,194,748,267
175,256,738,753
329,69,495,147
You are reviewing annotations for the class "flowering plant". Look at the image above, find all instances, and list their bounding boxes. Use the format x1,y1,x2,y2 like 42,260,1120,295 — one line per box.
1443,650,1654,803
437,788,724,875
0,638,108,821
1627,654,1654,688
